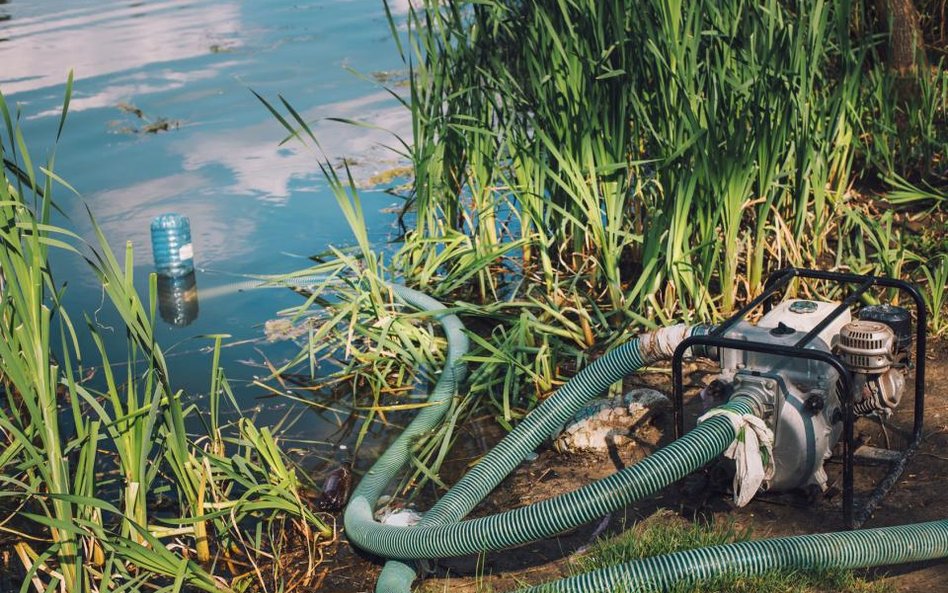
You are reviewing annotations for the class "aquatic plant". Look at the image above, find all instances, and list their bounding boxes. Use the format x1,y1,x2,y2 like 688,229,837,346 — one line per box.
244,4,947,593
0,83,330,592
261,0,946,494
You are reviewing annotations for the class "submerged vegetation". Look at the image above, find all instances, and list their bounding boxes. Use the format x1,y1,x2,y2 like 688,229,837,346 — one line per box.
0,87,331,591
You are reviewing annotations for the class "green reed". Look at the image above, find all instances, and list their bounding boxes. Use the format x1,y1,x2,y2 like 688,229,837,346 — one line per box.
261,0,945,492
382,0,866,317
0,86,330,592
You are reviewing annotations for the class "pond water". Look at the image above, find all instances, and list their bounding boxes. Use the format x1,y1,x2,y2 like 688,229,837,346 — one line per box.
0,0,413,459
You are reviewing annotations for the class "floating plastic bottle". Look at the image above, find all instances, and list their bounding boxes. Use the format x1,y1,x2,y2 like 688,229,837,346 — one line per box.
150,213,194,277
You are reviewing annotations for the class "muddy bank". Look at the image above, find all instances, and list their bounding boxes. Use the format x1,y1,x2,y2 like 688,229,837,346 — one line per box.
317,338,948,593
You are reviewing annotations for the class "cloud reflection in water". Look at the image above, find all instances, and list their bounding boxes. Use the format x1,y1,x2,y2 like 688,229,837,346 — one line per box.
0,1,242,95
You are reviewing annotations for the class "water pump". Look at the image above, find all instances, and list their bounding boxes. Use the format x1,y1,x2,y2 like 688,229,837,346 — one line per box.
346,273,935,593
707,299,911,493
672,268,927,528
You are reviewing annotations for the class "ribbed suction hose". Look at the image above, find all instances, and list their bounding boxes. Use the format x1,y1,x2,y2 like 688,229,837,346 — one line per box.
519,519,948,592
344,285,948,593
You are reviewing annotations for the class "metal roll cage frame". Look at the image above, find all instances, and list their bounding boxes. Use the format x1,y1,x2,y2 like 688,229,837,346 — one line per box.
670,267,927,529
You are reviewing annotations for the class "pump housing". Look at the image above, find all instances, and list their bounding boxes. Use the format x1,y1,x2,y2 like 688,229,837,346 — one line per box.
671,268,927,528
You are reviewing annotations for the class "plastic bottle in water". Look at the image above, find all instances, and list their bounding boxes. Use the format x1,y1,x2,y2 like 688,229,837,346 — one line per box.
151,213,194,277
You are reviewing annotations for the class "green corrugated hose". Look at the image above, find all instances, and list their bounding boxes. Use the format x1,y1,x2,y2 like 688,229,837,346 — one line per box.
344,285,948,593
519,519,948,592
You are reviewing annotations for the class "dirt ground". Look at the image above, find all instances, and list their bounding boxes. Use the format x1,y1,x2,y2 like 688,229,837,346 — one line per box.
319,337,948,593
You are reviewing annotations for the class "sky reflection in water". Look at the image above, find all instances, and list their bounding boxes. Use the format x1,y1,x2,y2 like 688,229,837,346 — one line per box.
0,0,410,443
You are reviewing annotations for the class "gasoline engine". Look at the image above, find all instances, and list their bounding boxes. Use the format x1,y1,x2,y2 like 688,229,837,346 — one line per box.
704,299,914,493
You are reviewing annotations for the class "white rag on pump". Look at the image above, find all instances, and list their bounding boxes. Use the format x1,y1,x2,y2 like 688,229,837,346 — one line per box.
698,409,775,507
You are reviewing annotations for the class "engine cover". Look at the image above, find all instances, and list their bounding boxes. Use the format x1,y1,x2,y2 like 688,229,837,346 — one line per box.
757,299,851,349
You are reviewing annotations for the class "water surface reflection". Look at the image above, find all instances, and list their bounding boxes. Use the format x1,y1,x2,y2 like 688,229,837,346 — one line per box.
0,0,408,444
1,1,242,95
158,271,200,327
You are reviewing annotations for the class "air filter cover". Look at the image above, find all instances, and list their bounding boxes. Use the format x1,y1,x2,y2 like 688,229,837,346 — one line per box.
858,304,912,352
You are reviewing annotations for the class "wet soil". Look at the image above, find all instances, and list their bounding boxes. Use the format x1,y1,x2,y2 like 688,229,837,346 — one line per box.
318,338,948,593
